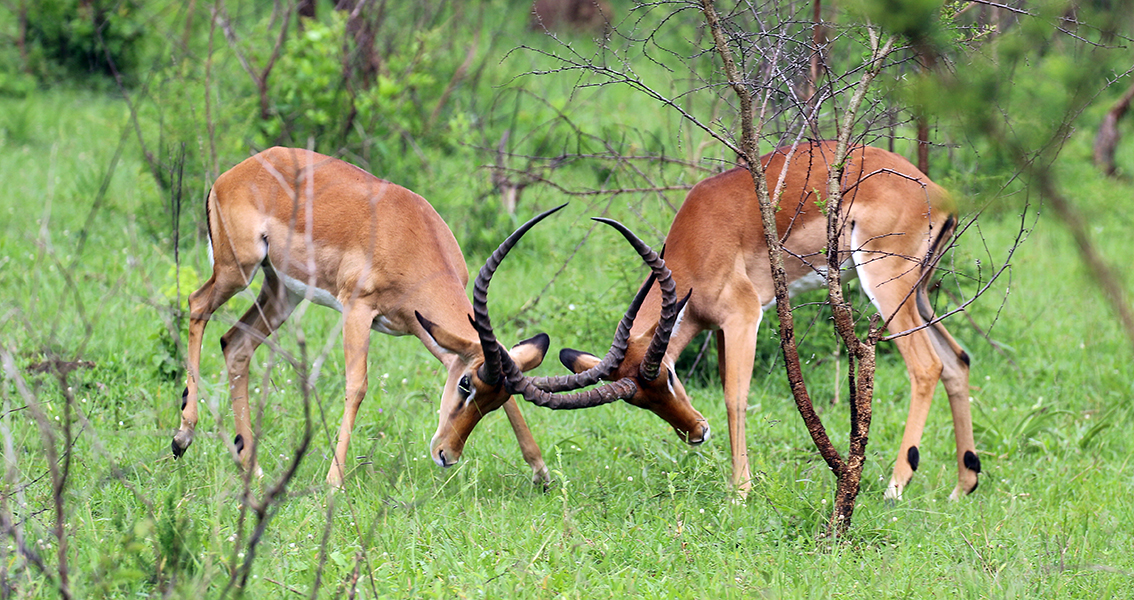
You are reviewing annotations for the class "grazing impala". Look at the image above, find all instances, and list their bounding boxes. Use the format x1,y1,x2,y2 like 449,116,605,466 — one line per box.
172,147,555,487
551,141,979,501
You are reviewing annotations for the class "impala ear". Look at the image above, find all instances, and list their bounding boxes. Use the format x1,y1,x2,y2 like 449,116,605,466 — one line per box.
559,348,601,374
508,333,550,372
415,311,476,357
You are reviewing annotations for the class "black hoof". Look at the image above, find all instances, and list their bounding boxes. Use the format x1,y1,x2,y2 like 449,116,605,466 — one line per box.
172,438,186,458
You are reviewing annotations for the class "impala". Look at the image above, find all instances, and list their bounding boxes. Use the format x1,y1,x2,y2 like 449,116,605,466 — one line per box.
548,141,979,501
172,147,557,487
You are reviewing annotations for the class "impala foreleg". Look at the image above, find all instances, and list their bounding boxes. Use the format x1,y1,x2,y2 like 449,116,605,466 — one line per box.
220,270,296,475
327,302,377,488
501,398,550,486
719,315,761,498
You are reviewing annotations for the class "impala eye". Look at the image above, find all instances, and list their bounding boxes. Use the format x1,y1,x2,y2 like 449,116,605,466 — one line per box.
457,374,473,399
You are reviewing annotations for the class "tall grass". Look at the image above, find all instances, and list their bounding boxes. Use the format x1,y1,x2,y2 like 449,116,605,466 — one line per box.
1,83,1131,598
2,4,1134,594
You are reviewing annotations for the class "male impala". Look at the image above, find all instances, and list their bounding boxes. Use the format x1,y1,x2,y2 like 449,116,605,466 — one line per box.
551,141,979,501
172,147,554,487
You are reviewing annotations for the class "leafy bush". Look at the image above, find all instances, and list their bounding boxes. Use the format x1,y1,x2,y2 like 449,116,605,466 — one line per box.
25,0,148,85
262,11,446,172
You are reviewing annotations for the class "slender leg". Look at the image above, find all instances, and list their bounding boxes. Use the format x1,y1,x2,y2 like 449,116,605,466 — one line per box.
719,314,761,498
327,300,377,487
926,322,979,499
878,301,943,501
174,272,250,458
219,268,298,474
501,399,550,485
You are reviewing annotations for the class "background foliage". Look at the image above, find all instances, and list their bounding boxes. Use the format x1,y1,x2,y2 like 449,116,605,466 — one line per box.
1,0,1133,597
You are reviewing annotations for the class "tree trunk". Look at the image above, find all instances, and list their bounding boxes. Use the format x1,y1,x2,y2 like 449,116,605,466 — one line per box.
297,0,316,32
17,0,28,72
1093,80,1134,176
915,46,937,176
702,0,892,536
336,0,383,89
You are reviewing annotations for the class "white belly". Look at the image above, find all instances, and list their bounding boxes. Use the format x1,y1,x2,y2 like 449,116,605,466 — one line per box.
761,262,857,310
276,270,407,336
278,271,343,311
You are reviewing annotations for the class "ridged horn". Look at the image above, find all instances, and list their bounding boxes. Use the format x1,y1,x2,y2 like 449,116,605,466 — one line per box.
470,203,567,386
589,217,679,381
527,217,678,391
527,271,656,392
471,211,647,408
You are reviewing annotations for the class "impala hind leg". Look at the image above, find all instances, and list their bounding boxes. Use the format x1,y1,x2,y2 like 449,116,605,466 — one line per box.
219,268,298,475
925,321,978,499
878,301,944,501
501,398,550,485
327,301,378,488
174,270,254,458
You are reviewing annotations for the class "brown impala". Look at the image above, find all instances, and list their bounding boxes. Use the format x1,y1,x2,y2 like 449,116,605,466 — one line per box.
172,147,559,487
550,141,979,501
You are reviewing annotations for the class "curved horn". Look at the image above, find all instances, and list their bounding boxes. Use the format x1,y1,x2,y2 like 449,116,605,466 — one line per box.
471,210,647,408
591,217,679,381
471,203,567,385
527,217,678,391
493,331,640,408
526,271,656,392
510,368,639,409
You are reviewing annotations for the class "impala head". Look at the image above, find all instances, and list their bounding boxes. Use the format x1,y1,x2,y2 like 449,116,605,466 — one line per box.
413,205,573,469
558,322,709,446
465,209,709,446
414,313,549,468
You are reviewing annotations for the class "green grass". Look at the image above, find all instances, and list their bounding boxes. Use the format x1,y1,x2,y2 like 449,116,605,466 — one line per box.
3,46,1134,600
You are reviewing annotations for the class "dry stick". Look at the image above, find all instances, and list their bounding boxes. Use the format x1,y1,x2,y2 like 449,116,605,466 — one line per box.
217,0,292,121
1092,79,1134,176
70,123,130,266
1034,169,1134,349
307,494,336,600
700,0,846,478
0,351,54,591
50,370,75,600
822,33,895,531
0,349,71,599
937,285,1018,366
426,24,480,133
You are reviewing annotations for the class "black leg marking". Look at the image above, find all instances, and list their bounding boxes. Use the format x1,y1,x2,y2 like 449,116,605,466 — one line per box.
908,446,920,472
959,350,971,367
181,387,188,411
963,450,981,473
234,434,245,455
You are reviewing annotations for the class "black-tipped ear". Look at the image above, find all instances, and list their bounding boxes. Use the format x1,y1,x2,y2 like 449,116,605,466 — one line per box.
415,311,437,339
515,332,550,356
559,348,601,374
676,289,693,314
